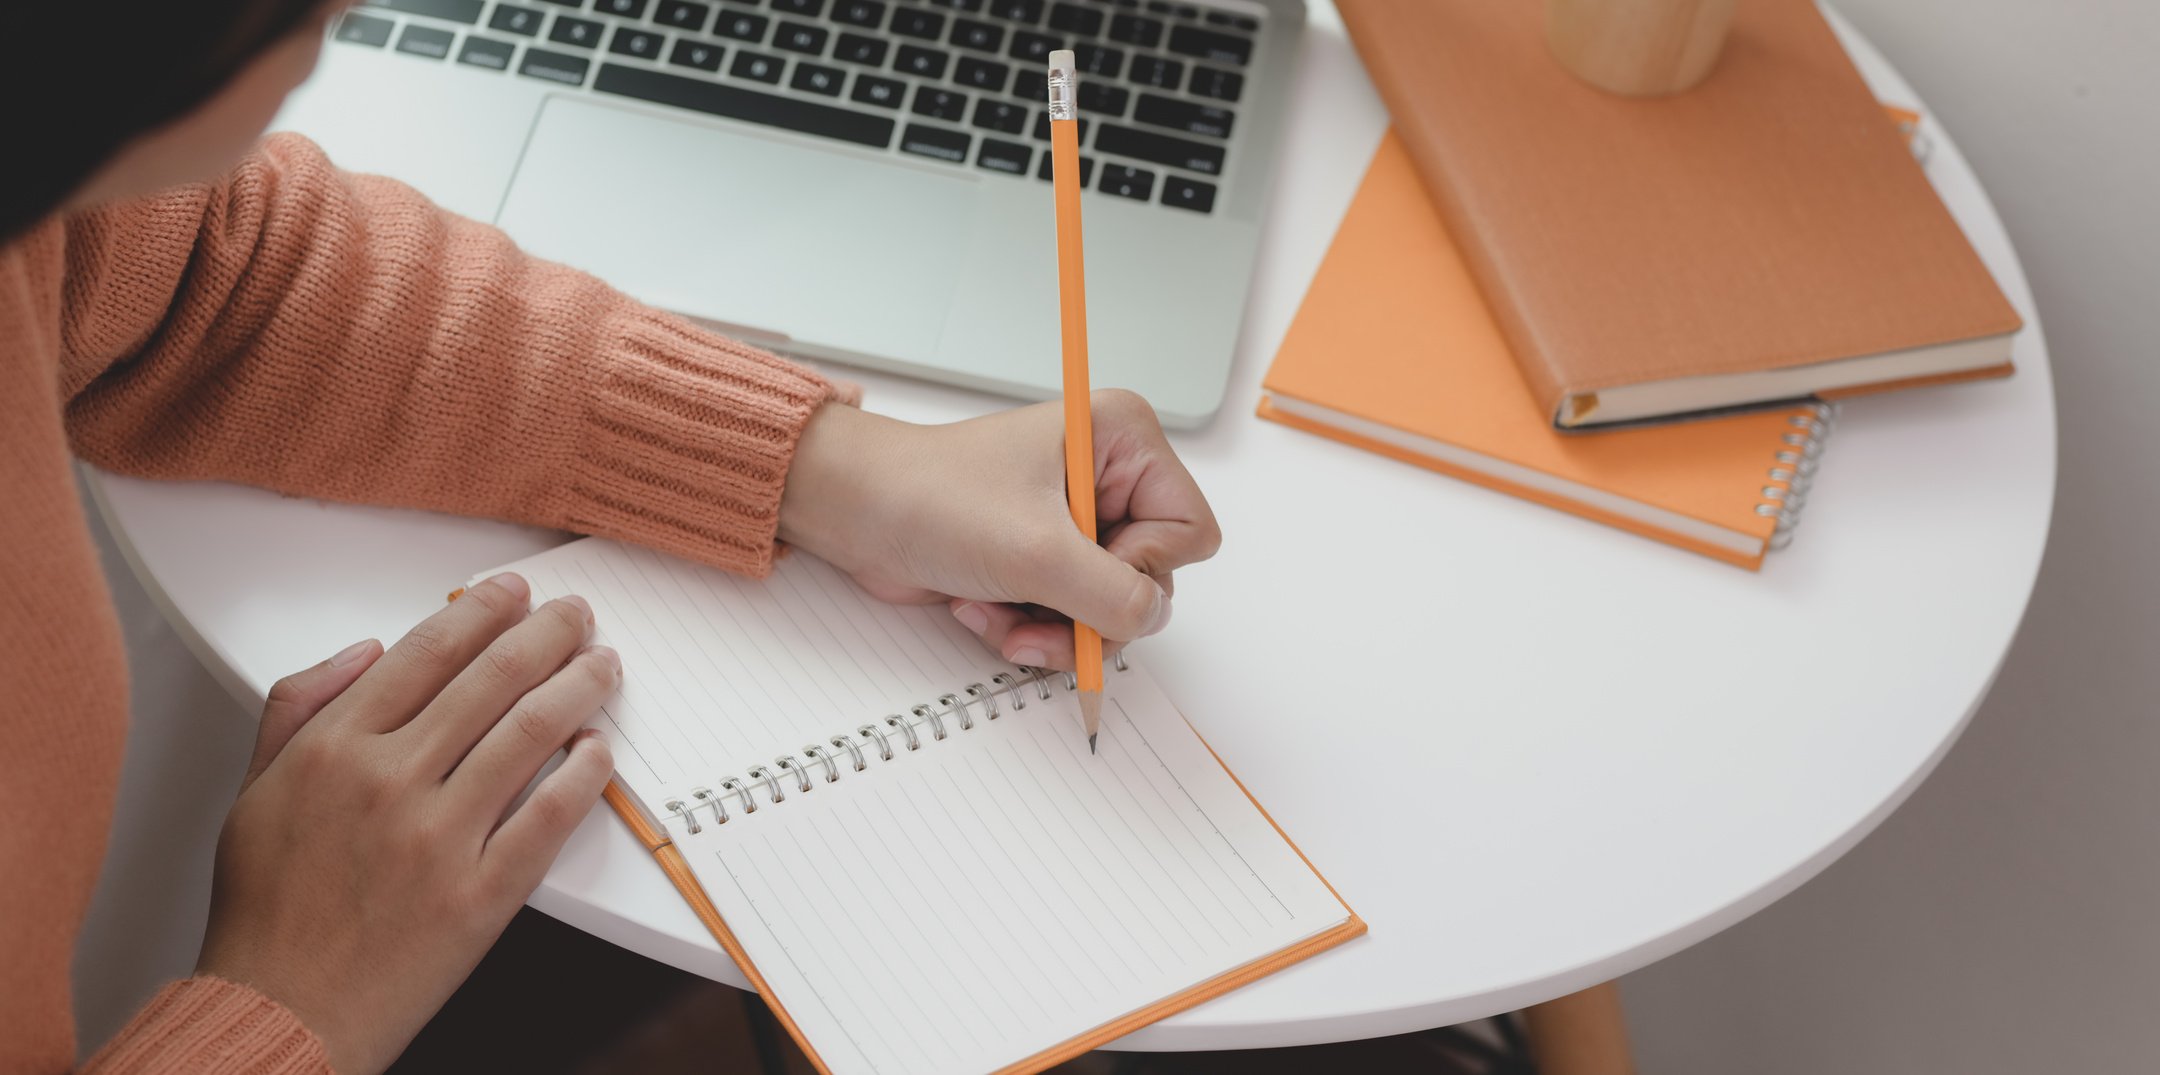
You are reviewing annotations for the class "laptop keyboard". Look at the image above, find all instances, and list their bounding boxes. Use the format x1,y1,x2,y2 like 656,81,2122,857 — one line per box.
338,0,1264,214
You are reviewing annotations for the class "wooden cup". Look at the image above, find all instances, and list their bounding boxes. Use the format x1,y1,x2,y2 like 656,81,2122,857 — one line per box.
1546,0,1741,96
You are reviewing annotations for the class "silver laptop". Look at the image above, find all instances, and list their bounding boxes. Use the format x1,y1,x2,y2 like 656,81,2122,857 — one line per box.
291,0,1305,427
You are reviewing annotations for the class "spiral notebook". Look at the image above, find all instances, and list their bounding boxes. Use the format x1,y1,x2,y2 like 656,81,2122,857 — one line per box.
1259,131,1836,570
468,538,1364,1074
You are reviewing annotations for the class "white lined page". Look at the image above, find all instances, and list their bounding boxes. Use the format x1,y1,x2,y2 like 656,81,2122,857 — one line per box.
496,540,1009,808
475,538,1356,1073
682,662,1353,1075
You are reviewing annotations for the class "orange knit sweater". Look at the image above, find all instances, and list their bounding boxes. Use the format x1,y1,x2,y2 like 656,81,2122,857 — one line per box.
0,135,845,1073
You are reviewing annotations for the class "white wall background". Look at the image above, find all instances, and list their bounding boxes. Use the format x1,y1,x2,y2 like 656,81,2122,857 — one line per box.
1621,1,2160,1072
68,0,2159,1069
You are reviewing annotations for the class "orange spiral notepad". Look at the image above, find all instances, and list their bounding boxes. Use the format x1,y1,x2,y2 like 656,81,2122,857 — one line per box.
1259,132,1838,570
468,537,1364,1074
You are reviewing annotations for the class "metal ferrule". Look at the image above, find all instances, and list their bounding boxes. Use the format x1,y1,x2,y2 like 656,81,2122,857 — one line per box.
1047,67,1077,120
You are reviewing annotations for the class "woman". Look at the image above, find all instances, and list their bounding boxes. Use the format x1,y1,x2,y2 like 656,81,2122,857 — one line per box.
2,3,1219,1071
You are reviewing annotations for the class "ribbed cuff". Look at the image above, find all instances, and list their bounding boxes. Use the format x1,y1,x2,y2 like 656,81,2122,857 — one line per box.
83,978,328,1075
557,309,846,578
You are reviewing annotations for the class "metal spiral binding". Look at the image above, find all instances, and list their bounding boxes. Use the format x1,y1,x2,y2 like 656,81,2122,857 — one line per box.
664,651,1132,832
1756,402,1839,550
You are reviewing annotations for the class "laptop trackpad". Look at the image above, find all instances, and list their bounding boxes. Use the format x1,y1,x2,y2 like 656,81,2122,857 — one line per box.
495,96,973,359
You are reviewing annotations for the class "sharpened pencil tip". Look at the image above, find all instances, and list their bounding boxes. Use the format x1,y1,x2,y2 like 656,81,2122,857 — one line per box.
1079,688,1103,754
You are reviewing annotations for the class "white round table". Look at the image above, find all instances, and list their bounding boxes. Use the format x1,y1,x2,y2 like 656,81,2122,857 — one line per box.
88,5,2054,1053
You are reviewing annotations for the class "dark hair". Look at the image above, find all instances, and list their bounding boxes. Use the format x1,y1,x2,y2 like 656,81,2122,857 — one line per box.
2,1,333,243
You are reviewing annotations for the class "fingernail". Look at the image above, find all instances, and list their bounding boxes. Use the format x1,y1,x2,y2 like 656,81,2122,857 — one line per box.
1010,646,1048,667
952,602,991,635
484,572,531,602
583,645,624,680
329,639,375,667
562,594,595,626
1146,590,1173,636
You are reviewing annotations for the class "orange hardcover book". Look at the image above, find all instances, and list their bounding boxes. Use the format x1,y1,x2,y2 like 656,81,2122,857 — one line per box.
1260,132,1834,569
466,538,1365,1074
1334,0,2020,429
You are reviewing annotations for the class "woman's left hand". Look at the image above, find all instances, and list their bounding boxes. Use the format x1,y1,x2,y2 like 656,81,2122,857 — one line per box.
778,389,1220,673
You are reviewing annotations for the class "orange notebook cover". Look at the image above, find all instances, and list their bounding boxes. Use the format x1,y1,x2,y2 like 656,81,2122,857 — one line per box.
467,539,1365,1074
1334,0,2020,428
1260,132,1834,570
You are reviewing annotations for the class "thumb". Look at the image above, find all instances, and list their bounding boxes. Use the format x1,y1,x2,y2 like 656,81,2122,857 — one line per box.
243,639,380,793
1019,530,1171,642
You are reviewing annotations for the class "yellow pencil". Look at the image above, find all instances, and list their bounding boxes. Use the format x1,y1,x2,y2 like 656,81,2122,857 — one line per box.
1047,49,1104,753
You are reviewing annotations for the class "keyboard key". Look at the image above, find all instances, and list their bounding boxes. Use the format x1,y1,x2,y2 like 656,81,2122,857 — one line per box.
791,61,845,94
1144,0,1171,11
1048,2,1104,34
489,3,545,35
395,24,457,57
912,86,970,121
1030,113,1090,142
535,0,582,6
550,15,605,46
1011,68,1046,102
670,38,725,69
1098,163,1154,200
900,123,971,163
1095,122,1221,173
954,56,1009,90
990,0,1045,23
457,36,517,68
593,0,651,16
1203,10,1258,30
832,0,886,26
771,0,824,14
609,28,667,58
1187,64,1241,101
362,0,484,23
851,73,905,107
971,97,1028,133
1009,31,1061,62
930,0,986,11
656,0,713,29
1133,92,1230,137
1107,13,1162,47
1167,24,1249,64
891,7,945,38
594,62,895,145
950,19,1005,52
834,33,889,65
335,12,395,46
894,44,949,78
1160,174,1214,212
774,21,829,53
1171,3,1198,17
1077,82,1128,115
1035,152,1094,184
977,137,1032,175
1073,43,1122,77
730,49,784,81
518,47,593,84
1128,54,1181,88
713,11,770,41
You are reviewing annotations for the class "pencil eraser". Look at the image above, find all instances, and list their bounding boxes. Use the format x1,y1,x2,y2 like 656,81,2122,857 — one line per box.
1048,49,1076,78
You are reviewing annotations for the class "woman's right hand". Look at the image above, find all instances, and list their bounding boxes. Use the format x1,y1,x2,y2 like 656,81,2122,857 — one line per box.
195,573,618,1075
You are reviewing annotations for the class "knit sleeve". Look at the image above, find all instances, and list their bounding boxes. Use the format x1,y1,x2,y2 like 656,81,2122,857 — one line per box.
56,134,850,577
81,978,328,1075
